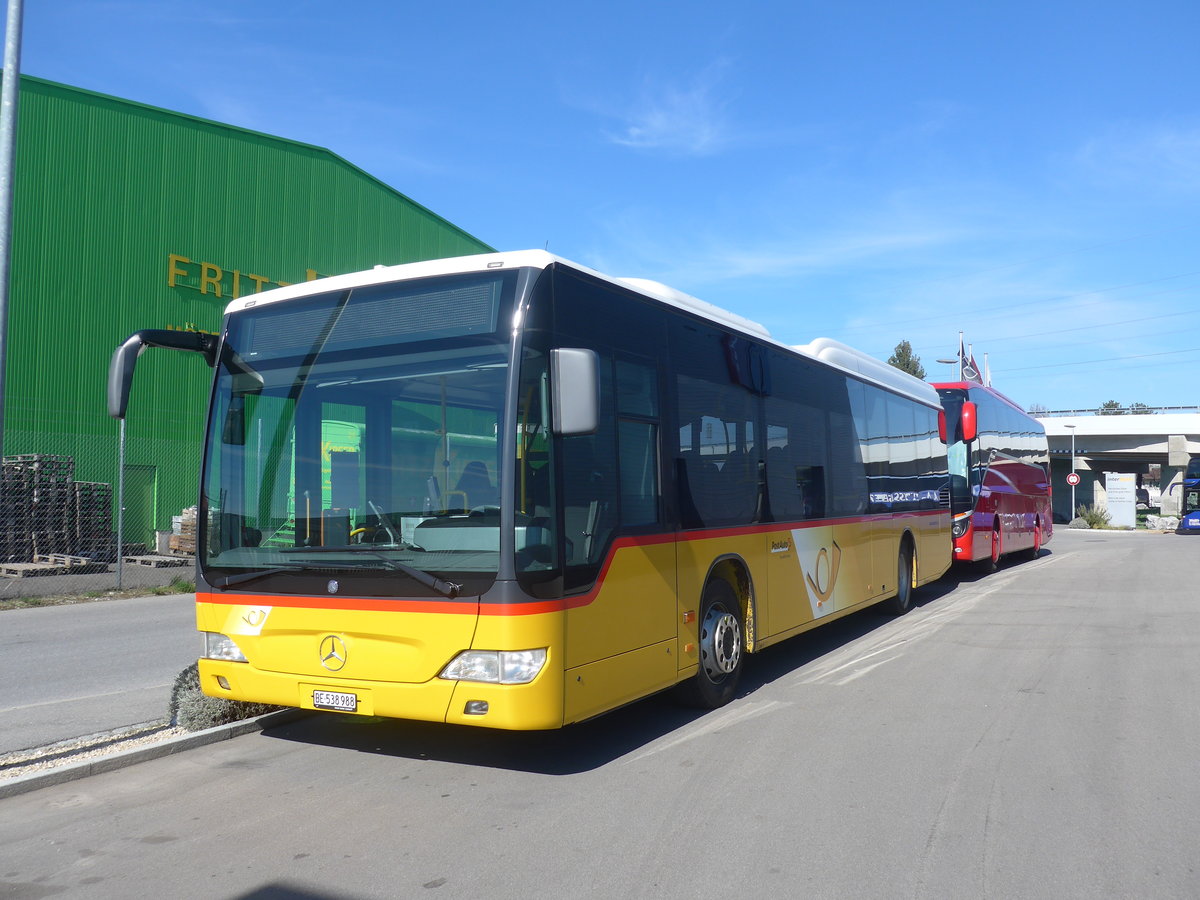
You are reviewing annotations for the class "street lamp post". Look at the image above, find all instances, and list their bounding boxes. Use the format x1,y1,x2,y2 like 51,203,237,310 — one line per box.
1065,423,1077,517
935,357,960,379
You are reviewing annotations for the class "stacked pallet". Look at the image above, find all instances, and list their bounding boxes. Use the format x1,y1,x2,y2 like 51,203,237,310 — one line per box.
2,455,74,562
168,506,197,556
0,455,118,568
74,481,115,560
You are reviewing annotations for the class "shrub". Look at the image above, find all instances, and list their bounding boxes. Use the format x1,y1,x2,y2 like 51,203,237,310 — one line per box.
149,576,195,596
168,662,283,732
1076,503,1111,529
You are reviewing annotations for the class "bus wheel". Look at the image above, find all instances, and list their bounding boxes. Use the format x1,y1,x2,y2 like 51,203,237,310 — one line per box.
676,579,744,709
1026,523,1042,561
882,540,915,615
977,522,1001,573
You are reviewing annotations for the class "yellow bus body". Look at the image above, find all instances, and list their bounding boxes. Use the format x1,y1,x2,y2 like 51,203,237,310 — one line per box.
197,511,948,730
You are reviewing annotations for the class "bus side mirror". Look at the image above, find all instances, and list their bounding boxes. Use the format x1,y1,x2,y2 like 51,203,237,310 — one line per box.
551,348,599,436
961,401,978,442
938,410,947,443
107,329,218,419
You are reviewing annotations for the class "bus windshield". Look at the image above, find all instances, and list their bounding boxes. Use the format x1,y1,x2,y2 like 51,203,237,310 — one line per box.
1184,457,1200,526
937,391,973,514
200,271,519,597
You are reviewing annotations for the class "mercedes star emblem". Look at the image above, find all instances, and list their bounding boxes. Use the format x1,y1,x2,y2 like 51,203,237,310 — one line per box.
319,635,347,671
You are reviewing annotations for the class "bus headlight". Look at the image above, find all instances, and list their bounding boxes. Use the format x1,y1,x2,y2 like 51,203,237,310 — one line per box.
203,632,248,662
440,649,547,684
952,520,969,539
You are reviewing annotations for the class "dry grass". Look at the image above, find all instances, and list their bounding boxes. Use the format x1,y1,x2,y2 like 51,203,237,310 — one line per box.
0,576,194,611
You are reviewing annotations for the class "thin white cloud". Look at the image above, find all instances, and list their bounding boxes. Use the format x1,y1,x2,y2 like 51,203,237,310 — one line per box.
1076,122,1200,191
603,60,734,157
587,200,969,289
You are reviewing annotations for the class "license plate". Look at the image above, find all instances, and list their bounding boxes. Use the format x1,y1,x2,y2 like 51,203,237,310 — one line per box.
312,690,357,712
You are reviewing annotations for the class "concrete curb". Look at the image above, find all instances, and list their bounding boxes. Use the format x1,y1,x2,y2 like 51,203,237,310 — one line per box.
0,708,310,800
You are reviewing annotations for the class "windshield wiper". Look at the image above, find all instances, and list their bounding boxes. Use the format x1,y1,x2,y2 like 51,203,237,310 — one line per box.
387,559,462,599
211,556,462,599
209,562,314,589
280,546,462,599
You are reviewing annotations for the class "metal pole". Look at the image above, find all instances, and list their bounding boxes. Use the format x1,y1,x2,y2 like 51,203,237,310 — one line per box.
116,418,125,588
1071,428,1076,515
0,0,25,476
1066,424,1077,518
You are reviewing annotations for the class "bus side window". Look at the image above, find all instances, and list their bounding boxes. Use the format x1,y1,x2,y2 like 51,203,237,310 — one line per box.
616,358,661,528
675,384,758,528
561,359,618,591
764,356,831,522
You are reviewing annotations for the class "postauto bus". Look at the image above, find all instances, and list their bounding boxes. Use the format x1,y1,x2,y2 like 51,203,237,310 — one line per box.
109,251,951,729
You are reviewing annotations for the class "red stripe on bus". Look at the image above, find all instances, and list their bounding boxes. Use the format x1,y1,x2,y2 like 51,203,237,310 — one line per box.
197,509,947,617
197,592,474,615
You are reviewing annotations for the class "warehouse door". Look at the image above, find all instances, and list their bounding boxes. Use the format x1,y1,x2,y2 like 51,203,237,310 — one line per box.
123,465,157,552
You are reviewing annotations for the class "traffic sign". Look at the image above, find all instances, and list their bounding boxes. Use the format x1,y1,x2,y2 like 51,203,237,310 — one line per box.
1066,473,1081,486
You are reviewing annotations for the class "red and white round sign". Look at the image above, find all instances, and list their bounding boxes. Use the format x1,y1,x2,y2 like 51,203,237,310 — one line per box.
1066,473,1081,486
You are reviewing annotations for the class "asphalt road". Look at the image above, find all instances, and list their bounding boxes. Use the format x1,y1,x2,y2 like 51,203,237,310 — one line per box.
0,594,198,753
2,529,1198,899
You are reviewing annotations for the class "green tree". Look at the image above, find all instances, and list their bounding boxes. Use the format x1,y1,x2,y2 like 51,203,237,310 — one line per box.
887,340,926,379
1097,400,1125,415
1130,402,1152,414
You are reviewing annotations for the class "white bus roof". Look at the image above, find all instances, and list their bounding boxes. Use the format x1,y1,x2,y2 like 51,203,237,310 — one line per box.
224,249,938,407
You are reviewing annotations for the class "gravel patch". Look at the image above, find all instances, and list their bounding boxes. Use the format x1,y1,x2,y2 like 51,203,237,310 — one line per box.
0,720,185,781
0,709,309,799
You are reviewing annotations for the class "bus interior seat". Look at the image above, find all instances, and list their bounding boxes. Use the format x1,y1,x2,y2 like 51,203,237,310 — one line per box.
455,460,497,508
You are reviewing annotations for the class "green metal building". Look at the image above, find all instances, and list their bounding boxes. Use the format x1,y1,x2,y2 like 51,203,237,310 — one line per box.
6,76,492,554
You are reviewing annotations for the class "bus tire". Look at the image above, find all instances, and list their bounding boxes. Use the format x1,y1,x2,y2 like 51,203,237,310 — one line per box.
882,539,915,615
1026,522,1042,561
977,522,1001,573
676,578,744,709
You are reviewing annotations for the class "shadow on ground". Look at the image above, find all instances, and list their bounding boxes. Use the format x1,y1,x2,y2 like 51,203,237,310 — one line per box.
261,558,1033,776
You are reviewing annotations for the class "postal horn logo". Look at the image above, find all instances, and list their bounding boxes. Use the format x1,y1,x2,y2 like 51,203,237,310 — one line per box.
805,541,843,609
319,635,347,672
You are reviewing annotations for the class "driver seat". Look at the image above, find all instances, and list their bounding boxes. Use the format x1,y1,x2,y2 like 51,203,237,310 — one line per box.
455,460,497,508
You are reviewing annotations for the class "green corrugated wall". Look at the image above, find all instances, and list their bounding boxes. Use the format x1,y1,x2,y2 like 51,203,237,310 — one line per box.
6,75,493,548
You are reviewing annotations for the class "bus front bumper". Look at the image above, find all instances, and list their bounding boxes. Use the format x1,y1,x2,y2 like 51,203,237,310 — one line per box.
198,658,566,731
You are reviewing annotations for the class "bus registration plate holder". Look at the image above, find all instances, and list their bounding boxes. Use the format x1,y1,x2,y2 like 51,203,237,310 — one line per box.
312,690,357,712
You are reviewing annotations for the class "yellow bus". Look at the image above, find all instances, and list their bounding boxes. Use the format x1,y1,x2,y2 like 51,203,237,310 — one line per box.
109,251,951,729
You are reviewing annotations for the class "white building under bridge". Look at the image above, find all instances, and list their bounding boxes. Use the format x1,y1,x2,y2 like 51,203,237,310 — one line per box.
1038,414,1200,522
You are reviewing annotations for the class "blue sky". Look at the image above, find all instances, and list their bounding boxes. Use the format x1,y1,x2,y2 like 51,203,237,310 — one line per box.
9,0,1200,412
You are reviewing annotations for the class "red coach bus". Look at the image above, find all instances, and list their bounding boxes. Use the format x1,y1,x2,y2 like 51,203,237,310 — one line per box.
933,382,1052,569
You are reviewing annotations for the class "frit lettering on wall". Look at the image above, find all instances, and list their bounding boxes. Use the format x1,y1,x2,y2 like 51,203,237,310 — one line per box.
168,253,324,300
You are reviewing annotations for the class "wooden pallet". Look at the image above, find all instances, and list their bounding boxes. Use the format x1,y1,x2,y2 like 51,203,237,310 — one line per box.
168,534,195,556
33,553,110,574
121,554,190,568
0,561,70,578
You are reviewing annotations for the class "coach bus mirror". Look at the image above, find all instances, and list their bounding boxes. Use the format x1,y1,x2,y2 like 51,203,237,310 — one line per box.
222,396,246,446
937,409,947,444
225,348,264,397
107,329,219,420
961,401,978,442
550,348,599,435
